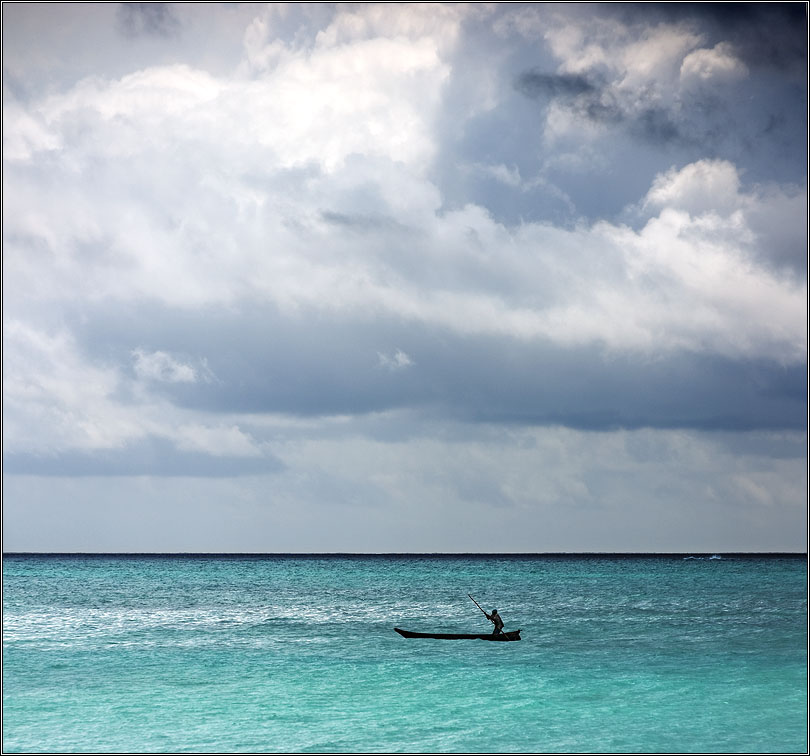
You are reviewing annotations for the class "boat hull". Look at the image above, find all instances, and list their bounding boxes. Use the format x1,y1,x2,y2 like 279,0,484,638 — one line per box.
394,627,521,641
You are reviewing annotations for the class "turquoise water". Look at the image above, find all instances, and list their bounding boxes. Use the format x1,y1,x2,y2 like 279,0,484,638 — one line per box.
2,554,806,753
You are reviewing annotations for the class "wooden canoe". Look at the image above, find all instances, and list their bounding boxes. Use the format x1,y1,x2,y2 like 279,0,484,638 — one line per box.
394,627,521,641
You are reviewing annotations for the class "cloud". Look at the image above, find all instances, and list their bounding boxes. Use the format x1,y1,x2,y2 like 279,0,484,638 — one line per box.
3,320,139,454
515,70,595,99
508,3,805,187
1,3,805,553
643,159,742,215
642,160,807,275
2,436,283,478
6,83,804,361
132,349,199,384
4,422,807,551
516,72,692,151
59,301,806,434
4,111,805,446
2,319,270,472
117,3,181,39
649,3,807,74
680,42,748,84
378,349,414,372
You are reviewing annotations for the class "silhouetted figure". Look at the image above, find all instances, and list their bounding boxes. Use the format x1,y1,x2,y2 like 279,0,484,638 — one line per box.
485,608,504,635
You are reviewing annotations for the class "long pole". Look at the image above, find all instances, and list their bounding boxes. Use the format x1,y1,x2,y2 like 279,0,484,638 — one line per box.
468,594,510,641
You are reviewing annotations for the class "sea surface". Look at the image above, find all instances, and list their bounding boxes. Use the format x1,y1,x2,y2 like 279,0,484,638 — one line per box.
2,554,807,753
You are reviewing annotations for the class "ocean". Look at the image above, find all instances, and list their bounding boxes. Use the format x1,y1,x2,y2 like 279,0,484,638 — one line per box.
2,554,806,753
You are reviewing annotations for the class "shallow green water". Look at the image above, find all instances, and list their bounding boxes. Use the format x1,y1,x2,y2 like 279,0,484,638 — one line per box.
2,554,806,753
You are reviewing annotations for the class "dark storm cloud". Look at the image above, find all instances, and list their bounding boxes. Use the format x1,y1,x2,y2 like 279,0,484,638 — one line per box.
437,3,803,226
514,70,596,100
3,436,284,477
117,3,180,38
630,107,684,146
505,5,805,216
68,302,807,433
576,97,687,148
515,70,692,151
641,2,807,72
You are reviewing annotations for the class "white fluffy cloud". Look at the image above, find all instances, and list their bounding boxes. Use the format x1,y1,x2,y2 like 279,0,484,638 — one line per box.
680,42,748,84
4,54,805,363
644,159,742,215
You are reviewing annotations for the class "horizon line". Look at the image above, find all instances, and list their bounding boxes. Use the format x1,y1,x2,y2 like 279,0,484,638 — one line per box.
3,550,806,557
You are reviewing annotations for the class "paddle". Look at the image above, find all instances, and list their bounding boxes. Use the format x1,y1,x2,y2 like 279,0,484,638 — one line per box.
468,594,510,641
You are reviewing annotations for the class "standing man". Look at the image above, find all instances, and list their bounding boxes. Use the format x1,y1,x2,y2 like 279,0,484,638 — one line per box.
485,608,504,635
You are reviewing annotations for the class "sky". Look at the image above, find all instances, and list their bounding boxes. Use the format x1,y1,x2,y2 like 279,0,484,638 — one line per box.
2,2,807,553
